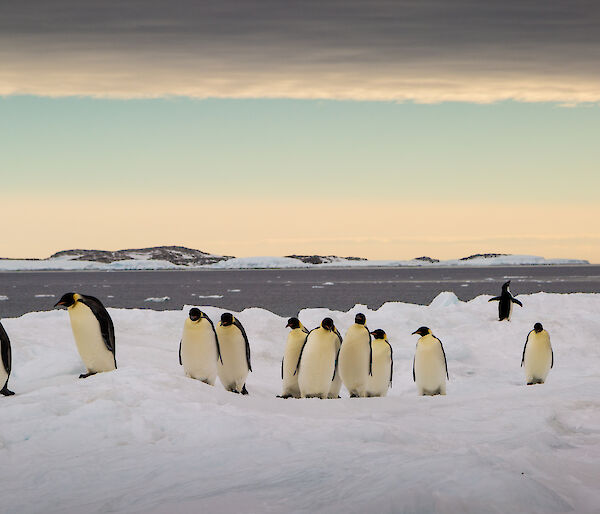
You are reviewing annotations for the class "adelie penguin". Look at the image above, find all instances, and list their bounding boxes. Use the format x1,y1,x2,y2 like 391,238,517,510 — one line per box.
366,329,392,398
216,313,251,394
179,308,221,385
412,327,448,396
339,313,372,397
488,280,523,321
0,321,15,396
279,317,309,398
54,293,116,378
521,322,553,385
296,317,341,399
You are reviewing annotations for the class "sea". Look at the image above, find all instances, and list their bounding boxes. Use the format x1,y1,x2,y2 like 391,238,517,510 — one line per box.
1,265,599,318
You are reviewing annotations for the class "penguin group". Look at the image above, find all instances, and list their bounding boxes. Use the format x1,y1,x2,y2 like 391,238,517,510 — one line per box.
0,280,554,398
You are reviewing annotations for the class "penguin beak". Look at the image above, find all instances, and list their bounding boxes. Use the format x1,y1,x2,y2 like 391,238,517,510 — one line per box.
285,322,291,328
411,329,419,335
54,300,66,308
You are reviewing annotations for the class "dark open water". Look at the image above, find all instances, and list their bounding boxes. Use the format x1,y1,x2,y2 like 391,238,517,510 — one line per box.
1,265,599,318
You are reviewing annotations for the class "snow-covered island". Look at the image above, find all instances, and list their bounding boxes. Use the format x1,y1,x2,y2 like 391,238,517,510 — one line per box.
0,246,589,271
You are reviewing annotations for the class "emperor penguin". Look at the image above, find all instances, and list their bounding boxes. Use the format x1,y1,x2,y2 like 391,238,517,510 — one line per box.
0,321,15,396
366,329,392,398
488,280,523,321
328,325,343,399
216,312,251,394
296,317,340,399
54,293,116,378
179,308,221,385
521,322,553,385
412,326,448,396
279,317,309,398
339,313,372,397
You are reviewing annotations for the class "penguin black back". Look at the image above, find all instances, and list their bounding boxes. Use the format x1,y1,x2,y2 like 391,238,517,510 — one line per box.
0,321,15,396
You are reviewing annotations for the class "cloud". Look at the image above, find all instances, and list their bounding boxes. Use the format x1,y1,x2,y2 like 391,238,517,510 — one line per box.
1,1,600,102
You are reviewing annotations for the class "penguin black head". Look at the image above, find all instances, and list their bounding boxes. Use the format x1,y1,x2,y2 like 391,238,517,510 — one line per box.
54,292,78,308
370,329,387,340
220,312,234,326
502,281,511,291
189,308,203,322
354,313,366,325
286,317,301,329
412,326,431,337
533,322,544,333
321,317,334,331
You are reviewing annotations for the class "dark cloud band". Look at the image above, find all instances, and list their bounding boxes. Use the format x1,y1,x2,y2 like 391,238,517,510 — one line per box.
1,1,599,102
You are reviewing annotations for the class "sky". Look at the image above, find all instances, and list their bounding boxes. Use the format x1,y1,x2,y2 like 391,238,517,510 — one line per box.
1,1,599,261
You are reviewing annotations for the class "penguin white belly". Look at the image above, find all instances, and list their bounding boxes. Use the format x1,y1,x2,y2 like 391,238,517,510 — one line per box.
281,330,307,398
524,332,552,384
216,326,249,392
339,325,370,397
298,331,337,399
414,338,446,395
68,303,115,373
367,342,391,397
0,363,7,387
181,320,218,385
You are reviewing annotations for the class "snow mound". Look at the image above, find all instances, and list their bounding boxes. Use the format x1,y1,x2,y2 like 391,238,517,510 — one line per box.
143,296,171,303
1,293,600,513
429,291,461,308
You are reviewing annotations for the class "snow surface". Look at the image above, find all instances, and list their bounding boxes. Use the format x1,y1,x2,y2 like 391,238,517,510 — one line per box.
1,292,599,513
0,254,588,271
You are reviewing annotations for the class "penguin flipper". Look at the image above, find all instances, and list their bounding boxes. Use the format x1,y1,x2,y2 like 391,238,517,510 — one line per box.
0,322,11,376
178,340,182,365
435,337,449,380
366,326,373,376
412,356,416,382
551,347,554,369
80,295,116,362
332,342,342,381
387,340,393,386
512,298,523,307
1,384,15,396
204,315,223,364
281,358,284,380
488,296,501,302
233,318,252,372
521,332,531,366
294,331,311,375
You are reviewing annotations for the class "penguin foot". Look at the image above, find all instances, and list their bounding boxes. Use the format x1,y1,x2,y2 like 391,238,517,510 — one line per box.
527,379,544,385
241,385,249,395
1,386,15,396
278,394,292,399
79,372,97,379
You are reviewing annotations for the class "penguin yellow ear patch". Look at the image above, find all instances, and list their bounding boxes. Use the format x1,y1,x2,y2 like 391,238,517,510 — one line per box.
73,293,81,302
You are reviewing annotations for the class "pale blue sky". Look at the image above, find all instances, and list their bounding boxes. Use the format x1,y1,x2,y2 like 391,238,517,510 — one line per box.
3,96,599,204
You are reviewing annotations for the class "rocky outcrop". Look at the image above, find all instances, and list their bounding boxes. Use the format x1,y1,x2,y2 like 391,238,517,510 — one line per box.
285,255,368,265
49,246,233,266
